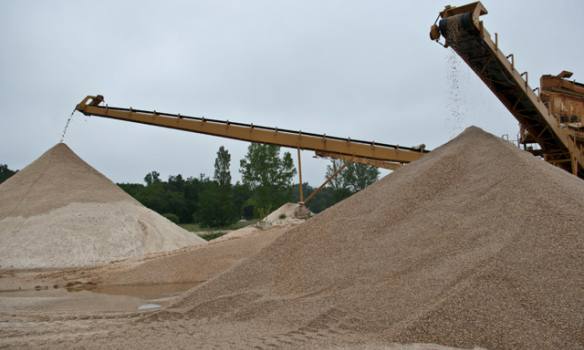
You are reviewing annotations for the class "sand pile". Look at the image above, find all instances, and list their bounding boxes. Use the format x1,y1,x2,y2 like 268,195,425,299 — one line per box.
72,225,285,289
257,202,312,228
0,143,205,269
216,203,311,241
166,126,584,349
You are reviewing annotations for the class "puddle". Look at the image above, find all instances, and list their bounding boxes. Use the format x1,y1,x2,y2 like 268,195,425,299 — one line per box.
138,303,161,311
93,282,198,299
0,282,198,313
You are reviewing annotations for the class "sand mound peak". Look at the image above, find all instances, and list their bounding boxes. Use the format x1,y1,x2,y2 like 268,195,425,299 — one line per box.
169,126,584,349
257,202,312,228
0,142,132,219
0,143,205,269
214,203,311,242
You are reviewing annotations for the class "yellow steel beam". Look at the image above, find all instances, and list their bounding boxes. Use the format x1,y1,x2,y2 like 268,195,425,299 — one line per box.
314,151,402,170
76,95,427,165
297,148,304,203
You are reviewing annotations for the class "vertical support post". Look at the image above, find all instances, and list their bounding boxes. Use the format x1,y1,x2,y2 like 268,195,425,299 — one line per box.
297,148,304,204
506,54,514,70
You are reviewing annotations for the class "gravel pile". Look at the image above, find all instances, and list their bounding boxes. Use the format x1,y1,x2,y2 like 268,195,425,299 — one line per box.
0,143,205,269
216,203,311,242
169,126,584,349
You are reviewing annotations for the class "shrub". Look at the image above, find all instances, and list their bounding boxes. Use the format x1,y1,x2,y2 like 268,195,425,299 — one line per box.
256,206,272,221
163,213,180,224
200,231,227,241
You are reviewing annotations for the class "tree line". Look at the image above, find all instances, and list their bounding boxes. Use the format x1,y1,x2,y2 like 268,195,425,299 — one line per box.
0,144,380,228
0,164,17,184
119,144,379,227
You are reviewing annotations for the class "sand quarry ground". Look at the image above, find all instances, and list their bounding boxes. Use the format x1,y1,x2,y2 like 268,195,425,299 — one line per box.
1,127,584,349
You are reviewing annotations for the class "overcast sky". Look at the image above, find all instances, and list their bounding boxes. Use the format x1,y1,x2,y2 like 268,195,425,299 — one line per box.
1,1,583,186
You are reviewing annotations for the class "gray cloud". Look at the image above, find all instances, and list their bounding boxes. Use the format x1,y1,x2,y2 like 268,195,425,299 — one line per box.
1,0,583,185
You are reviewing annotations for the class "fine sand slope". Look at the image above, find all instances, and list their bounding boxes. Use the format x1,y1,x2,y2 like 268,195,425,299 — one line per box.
0,143,205,269
0,225,287,316
70,225,286,289
163,126,584,349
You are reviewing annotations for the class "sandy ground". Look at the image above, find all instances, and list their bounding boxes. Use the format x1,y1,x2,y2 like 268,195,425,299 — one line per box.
0,225,296,347
0,225,285,313
2,127,584,349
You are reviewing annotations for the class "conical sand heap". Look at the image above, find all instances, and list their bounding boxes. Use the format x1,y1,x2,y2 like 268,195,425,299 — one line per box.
159,127,584,349
0,143,205,269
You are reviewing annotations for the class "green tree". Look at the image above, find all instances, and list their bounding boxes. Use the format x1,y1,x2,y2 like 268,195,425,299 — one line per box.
139,181,167,213
341,162,379,192
240,144,296,190
239,143,296,216
118,183,145,198
162,213,180,224
324,159,351,201
167,174,185,192
144,171,161,186
326,159,346,191
197,182,237,227
280,152,296,185
190,176,212,223
198,146,238,227
0,164,17,184
214,146,231,187
315,160,378,206
233,182,253,219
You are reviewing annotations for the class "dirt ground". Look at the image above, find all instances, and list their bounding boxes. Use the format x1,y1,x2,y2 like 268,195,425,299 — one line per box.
0,225,477,350
0,226,285,314
0,226,288,350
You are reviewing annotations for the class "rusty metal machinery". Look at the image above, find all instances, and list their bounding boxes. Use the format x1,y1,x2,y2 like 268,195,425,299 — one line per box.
430,2,584,179
540,72,584,144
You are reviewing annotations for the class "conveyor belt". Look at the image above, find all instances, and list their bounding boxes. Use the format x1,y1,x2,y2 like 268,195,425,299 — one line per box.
75,95,428,169
432,2,583,177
